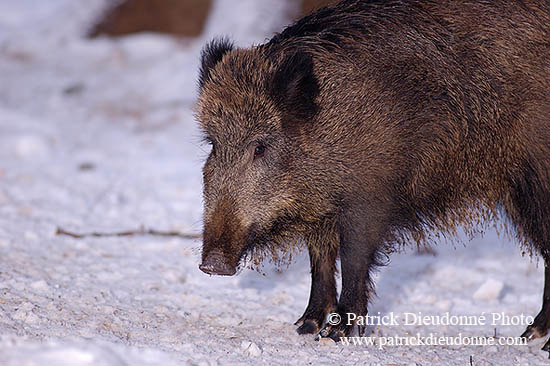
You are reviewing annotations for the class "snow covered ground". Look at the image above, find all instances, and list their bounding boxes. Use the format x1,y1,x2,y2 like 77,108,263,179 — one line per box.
0,1,548,365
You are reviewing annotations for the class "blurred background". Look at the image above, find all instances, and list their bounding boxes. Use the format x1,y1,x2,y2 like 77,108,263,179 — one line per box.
88,0,335,38
0,0,335,237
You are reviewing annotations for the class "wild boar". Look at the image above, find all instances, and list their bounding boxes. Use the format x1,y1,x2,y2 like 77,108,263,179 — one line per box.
196,0,550,350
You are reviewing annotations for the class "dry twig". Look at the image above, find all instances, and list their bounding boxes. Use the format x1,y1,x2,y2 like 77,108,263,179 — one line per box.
56,226,201,240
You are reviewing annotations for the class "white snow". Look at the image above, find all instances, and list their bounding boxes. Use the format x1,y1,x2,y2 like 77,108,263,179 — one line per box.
0,0,549,365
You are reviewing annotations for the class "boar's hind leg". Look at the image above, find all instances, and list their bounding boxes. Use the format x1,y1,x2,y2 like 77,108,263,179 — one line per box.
295,244,338,335
319,203,385,341
538,263,550,357
507,165,550,350
521,259,550,344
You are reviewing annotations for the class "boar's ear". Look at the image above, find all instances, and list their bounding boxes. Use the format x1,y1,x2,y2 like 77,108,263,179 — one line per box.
199,38,234,90
270,51,319,122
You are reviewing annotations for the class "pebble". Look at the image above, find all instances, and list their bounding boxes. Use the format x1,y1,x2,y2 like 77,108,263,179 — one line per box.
318,337,336,346
473,279,504,301
30,280,49,292
15,135,49,159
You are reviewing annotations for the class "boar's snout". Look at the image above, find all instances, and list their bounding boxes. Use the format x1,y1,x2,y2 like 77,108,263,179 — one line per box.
199,249,237,276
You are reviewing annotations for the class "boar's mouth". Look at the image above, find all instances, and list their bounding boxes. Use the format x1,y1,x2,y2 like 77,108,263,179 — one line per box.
199,220,282,276
199,223,268,276
200,213,302,276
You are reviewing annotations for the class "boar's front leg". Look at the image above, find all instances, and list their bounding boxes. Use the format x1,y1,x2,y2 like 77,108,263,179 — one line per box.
319,202,386,341
295,244,338,335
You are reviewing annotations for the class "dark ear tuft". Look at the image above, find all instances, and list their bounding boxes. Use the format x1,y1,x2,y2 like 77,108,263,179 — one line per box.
199,38,234,90
270,51,319,122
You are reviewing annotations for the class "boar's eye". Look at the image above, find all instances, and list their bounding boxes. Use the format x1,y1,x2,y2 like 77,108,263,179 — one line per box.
253,145,266,159
208,140,217,155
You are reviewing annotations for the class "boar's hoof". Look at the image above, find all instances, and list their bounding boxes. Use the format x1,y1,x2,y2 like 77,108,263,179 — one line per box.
295,309,330,335
521,323,548,342
199,252,236,276
543,338,550,358
318,325,347,342
296,319,321,335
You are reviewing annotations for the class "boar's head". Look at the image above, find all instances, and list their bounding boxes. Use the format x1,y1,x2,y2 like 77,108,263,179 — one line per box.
195,39,323,276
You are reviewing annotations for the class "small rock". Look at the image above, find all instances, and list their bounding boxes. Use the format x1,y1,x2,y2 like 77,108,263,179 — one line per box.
473,279,504,301
486,345,498,353
24,231,38,241
30,280,49,292
241,341,262,357
436,299,452,312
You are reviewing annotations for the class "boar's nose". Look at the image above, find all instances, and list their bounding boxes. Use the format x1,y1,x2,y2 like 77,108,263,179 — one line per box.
199,250,237,276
